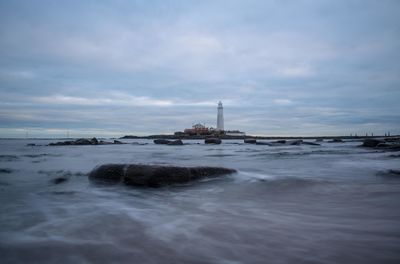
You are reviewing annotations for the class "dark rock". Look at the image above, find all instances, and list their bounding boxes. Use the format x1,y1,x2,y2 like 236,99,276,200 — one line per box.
315,138,323,142
244,138,257,144
288,140,303,145
52,177,68,184
167,139,183,145
376,169,400,178
74,138,92,145
99,140,113,145
89,164,236,187
154,139,171,145
49,138,98,146
255,142,271,145
271,140,286,144
205,138,222,144
302,141,320,146
362,139,384,148
113,140,124,144
26,143,36,146
328,138,343,143
0,168,13,174
376,143,391,148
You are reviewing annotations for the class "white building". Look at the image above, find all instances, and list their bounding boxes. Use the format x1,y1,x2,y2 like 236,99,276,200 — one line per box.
217,101,224,131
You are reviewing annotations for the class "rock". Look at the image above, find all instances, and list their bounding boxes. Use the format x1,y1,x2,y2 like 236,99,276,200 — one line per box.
315,138,323,142
255,142,271,145
362,139,384,148
271,140,286,144
205,138,222,144
244,138,257,144
26,143,36,146
376,169,400,178
52,177,68,184
90,137,99,145
287,140,303,145
0,168,13,174
167,139,183,145
328,138,343,143
89,164,237,187
376,143,391,148
49,138,97,146
74,138,92,145
113,140,124,144
302,141,320,146
154,139,171,145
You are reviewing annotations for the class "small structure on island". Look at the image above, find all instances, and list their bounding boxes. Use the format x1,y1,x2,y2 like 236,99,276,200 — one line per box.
184,123,213,136
175,101,245,137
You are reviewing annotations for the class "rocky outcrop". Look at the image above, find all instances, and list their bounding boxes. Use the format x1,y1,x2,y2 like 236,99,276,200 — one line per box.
244,138,257,144
287,140,303,145
256,141,271,145
360,138,400,150
328,138,343,143
362,139,384,148
205,138,222,144
48,137,124,146
153,139,183,145
154,139,171,145
89,164,237,187
302,141,320,146
168,139,183,145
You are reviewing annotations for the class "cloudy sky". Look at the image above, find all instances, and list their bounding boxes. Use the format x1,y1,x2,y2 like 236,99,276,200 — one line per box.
0,0,399,137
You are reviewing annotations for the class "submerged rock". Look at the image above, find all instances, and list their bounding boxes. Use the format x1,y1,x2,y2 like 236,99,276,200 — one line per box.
52,177,68,184
205,138,222,144
376,169,400,178
244,138,257,144
89,164,237,187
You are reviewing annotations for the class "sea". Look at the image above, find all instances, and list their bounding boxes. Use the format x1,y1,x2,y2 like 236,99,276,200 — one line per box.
0,138,399,264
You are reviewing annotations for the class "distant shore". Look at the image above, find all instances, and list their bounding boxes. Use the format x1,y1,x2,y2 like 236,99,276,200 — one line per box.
120,134,399,140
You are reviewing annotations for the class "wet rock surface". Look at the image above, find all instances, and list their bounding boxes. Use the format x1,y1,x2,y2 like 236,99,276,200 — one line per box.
89,164,237,187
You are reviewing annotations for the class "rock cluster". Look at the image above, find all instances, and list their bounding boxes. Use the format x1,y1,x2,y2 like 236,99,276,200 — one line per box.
153,139,183,145
205,138,222,144
48,137,125,146
89,164,237,187
244,139,320,146
361,138,400,150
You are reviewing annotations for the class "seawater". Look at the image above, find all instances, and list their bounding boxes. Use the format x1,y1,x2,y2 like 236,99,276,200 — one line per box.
0,139,400,263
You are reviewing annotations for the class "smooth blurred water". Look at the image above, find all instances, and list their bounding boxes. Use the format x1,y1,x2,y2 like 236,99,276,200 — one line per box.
0,139,399,263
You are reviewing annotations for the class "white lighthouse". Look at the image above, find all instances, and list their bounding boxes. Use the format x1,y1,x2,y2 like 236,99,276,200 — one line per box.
217,101,224,131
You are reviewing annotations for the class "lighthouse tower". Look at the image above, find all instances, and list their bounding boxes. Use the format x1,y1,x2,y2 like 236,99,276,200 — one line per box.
217,101,224,131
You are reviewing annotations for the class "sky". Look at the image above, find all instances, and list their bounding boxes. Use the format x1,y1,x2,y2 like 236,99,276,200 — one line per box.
0,0,399,138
